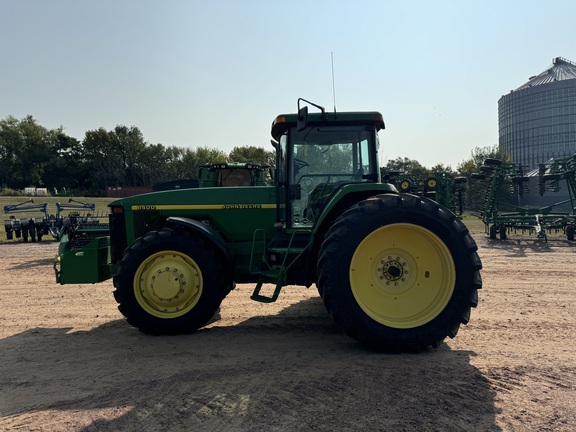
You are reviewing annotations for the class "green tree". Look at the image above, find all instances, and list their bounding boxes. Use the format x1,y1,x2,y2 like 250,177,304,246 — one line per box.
83,128,122,193
184,146,228,179
42,132,88,193
136,143,170,186
113,125,148,186
82,125,155,193
0,115,58,189
229,145,275,166
381,157,429,183
161,146,228,181
429,163,454,175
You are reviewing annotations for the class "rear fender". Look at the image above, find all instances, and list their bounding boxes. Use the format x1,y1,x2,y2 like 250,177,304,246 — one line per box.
303,186,398,286
313,184,398,234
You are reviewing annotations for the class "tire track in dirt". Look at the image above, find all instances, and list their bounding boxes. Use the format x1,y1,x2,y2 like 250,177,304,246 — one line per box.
1,236,576,431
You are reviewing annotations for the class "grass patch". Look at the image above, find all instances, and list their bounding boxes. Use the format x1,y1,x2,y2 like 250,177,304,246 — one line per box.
459,212,485,235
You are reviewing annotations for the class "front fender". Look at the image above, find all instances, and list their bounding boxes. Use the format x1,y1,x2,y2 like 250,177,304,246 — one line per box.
164,217,235,272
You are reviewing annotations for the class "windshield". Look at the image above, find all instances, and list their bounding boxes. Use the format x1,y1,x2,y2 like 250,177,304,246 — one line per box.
289,125,375,227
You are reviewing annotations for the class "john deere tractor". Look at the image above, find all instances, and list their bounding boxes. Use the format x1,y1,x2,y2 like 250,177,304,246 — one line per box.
55,99,482,351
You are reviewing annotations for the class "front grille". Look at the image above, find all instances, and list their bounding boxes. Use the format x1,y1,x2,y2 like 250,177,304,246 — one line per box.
133,210,163,238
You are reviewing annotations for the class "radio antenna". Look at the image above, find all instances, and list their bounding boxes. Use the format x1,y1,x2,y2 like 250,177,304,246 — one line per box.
331,52,337,113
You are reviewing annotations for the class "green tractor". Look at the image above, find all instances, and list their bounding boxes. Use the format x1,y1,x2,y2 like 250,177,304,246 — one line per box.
197,162,272,187
55,99,482,351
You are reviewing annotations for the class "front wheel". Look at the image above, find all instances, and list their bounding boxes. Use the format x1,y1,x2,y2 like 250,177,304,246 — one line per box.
317,194,482,352
113,228,232,334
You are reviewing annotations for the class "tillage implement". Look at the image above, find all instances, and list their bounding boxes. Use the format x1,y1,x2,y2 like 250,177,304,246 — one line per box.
471,157,575,242
55,99,482,351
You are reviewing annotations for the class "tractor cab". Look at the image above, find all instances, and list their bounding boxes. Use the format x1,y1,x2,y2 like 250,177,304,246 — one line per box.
271,99,385,228
197,162,272,187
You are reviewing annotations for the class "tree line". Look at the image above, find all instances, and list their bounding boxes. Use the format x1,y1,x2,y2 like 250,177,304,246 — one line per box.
0,115,275,196
1,115,506,204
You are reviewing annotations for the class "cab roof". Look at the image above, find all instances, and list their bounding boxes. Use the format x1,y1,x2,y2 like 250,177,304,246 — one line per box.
271,111,385,141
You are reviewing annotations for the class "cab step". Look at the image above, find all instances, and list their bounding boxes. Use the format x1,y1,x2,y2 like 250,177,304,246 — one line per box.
251,267,285,303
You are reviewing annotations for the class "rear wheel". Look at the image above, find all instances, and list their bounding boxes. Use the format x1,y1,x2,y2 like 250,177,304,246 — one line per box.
317,193,482,352
113,227,232,334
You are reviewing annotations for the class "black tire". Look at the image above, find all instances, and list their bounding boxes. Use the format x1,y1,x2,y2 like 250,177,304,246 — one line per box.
542,174,562,181
499,224,507,240
489,225,497,239
471,173,486,180
484,158,503,166
399,178,413,192
317,194,482,352
113,227,233,334
567,224,575,241
479,165,495,173
425,177,438,191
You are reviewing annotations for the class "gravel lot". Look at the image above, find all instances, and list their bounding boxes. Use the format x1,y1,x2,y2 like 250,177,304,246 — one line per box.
1,233,575,431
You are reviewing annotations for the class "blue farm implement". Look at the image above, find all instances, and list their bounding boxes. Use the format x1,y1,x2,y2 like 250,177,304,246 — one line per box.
3,198,102,242
49,198,101,240
3,199,50,242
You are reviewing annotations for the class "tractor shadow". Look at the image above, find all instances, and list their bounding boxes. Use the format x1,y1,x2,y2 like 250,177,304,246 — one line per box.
477,235,574,257
0,298,500,431
1,241,58,269
8,257,55,270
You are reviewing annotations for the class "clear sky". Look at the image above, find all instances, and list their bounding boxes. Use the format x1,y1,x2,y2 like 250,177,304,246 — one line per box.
2,0,575,169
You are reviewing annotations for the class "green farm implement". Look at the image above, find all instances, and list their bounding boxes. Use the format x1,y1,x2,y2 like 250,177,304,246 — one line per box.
385,171,467,215
54,99,482,351
471,157,575,241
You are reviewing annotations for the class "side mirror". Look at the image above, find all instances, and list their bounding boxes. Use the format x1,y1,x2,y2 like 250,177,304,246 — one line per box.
297,106,308,131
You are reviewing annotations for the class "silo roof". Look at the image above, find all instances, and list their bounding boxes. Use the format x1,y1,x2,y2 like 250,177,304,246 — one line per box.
515,57,576,91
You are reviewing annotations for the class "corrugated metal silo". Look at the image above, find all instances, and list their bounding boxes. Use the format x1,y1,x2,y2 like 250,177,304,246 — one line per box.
499,57,576,169
498,57,576,209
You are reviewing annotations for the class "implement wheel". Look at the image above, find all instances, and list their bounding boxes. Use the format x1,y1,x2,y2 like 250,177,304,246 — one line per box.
567,224,575,241
113,227,232,334
317,194,482,352
489,225,497,239
499,224,507,240
484,158,503,166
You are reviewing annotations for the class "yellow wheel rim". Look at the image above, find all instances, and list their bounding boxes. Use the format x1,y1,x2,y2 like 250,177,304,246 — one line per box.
400,181,411,191
134,250,203,318
427,179,437,189
349,223,455,328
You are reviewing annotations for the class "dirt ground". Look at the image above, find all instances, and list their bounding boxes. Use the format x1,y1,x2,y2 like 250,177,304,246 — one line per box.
1,233,575,432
